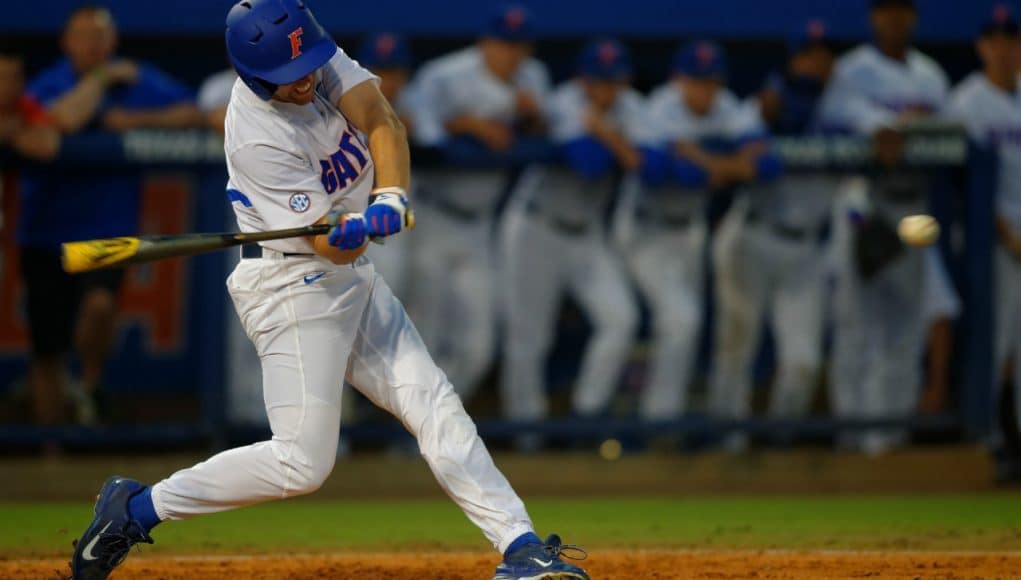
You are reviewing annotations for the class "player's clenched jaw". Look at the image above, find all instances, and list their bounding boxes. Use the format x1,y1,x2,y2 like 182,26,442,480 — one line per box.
272,72,317,105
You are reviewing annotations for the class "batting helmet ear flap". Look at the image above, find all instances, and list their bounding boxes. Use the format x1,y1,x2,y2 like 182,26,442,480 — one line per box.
239,73,279,100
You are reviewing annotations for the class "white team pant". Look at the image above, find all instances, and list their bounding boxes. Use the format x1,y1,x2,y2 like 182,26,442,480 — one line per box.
995,246,1021,434
499,212,638,420
710,212,825,421
628,222,706,420
829,246,927,453
150,254,533,553
408,203,497,401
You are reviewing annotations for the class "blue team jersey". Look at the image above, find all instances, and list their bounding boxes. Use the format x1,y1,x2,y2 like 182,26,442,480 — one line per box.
18,58,193,249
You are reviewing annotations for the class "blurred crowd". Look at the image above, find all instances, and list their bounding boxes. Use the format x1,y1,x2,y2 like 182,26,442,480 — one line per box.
1,0,1020,467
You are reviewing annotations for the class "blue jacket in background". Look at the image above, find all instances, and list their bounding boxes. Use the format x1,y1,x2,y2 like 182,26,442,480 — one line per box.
19,58,194,249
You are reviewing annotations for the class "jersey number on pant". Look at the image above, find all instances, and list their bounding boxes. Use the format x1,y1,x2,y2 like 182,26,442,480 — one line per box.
320,131,368,194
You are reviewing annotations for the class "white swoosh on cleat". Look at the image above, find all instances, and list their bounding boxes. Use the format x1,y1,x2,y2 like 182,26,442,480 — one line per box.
82,521,112,561
530,557,554,568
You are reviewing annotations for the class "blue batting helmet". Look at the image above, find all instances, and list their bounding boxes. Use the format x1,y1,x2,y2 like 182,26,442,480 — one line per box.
357,33,411,70
674,40,727,79
226,0,338,101
578,39,632,80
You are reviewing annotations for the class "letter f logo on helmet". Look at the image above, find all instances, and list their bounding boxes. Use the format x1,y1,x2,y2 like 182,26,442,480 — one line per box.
289,27,304,59
226,0,337,100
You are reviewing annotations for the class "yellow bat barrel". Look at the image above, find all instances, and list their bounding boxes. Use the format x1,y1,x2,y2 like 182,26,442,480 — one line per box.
61,237,142,273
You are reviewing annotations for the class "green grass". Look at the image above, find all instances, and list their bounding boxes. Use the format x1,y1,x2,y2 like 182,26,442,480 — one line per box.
3,495,1021,558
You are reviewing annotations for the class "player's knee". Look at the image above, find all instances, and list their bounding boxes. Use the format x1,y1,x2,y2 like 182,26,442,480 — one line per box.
595,302,639,339
414,387,479,464
278,440,336,497
657,309,700,344
286,455,334,496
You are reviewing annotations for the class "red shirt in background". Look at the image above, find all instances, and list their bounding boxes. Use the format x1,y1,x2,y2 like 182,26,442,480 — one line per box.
16,94,52,126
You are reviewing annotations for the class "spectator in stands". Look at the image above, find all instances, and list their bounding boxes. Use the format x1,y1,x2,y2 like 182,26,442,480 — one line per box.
18,5,202,426
821,0,960,454
408,5,551,402
0,44,59,236
945,4,1021,482
710,21,837,438
0,44,62,162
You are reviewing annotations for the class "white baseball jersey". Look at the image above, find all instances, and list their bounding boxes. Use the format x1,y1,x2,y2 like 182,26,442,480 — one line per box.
534,80,646,224
638,82,762,220
821,44,949,134
224,47,378,254
946,72,1021,230
410,46,551,146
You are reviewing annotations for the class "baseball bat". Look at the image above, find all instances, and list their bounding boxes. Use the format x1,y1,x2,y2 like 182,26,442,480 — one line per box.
61,224,332,273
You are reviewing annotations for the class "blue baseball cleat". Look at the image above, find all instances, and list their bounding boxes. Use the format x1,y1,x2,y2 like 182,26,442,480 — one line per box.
70,476,154,580
494,533,590,580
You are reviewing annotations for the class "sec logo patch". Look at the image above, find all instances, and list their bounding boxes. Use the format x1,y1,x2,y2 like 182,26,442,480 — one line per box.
289,193,311,213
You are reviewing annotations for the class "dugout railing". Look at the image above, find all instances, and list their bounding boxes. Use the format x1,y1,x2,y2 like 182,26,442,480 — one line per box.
0,127,995,450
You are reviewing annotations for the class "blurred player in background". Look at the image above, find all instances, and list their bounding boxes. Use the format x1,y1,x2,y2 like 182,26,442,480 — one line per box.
410,5,550,400
615,41,771,425
197,63,238,133
822,0,958,454
945,4,1021,481
711,21,835,435
359,32,416,298
18,6,202,427
499,39,640,428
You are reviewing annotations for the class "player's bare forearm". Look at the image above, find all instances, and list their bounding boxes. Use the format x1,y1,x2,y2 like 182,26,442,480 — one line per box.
48,70,111,133
339,81,410,191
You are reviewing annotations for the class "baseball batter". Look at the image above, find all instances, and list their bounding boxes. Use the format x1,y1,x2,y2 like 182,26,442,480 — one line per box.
499,39,640,424
820,0,952,454
408,5,551,400
945,5,1021,477
617,41,771,422
69,2,588,579
711,22,837,433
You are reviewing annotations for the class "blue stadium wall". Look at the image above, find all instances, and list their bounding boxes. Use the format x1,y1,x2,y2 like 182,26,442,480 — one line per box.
0,0,1014,40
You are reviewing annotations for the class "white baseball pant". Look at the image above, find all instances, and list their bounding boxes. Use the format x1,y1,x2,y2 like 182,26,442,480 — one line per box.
710,207,825,422
628,222,706,420
499,211,638,420
149,253,534,553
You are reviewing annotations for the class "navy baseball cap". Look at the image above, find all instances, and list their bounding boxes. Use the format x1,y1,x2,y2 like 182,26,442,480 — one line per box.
788,19,837,55
486,5,533,42
674,41,727,79
578,39,632,80
871,0,915,9
981,4,1020,36
357,32,411,69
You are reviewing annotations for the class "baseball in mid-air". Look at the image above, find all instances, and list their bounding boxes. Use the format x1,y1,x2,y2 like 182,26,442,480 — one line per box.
898,214,940,247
